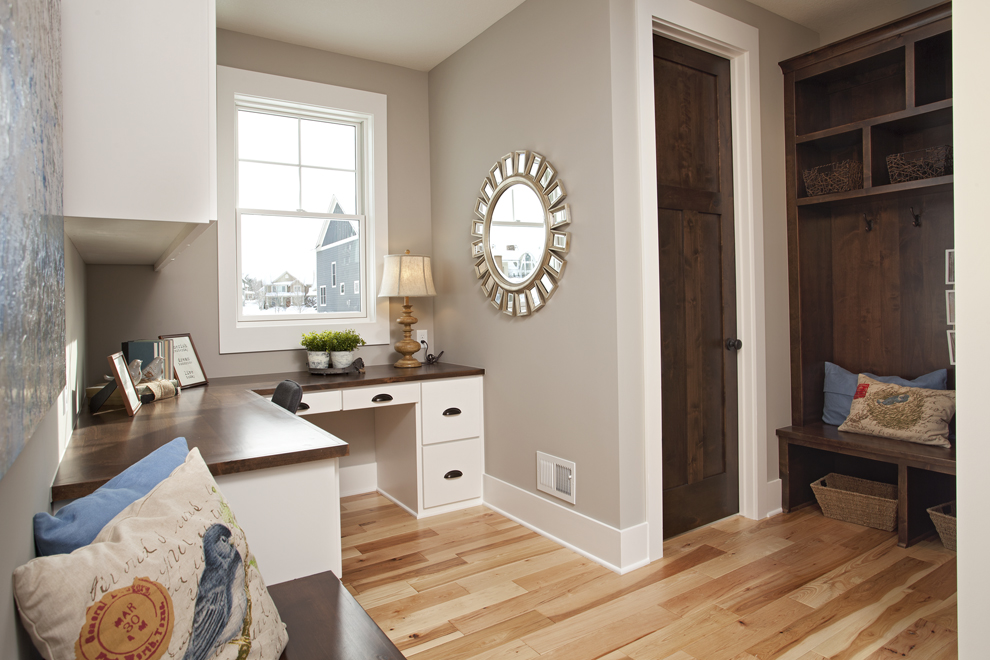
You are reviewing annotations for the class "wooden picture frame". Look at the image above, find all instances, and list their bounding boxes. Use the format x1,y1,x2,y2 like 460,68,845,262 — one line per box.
160,333,208,388
108,351,142,416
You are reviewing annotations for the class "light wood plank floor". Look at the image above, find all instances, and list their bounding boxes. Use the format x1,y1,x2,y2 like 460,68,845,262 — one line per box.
339,493,957,660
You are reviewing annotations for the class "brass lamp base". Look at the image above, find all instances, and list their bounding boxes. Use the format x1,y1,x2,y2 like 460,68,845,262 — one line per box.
393,298,423,368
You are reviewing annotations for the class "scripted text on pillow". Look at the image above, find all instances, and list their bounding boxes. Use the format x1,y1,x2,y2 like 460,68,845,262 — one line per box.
13,448,288,660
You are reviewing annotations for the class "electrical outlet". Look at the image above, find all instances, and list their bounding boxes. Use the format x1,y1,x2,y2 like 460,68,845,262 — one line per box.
416,330,428,346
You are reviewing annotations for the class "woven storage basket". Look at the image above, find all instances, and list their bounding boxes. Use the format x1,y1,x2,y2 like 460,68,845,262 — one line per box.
802,160,863,196
810,473,898,531
927,501,956,551
886,145,953,184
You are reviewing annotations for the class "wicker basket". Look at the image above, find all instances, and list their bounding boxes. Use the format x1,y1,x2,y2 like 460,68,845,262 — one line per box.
927,501,956,551
886,145,953,184
810,473,898,531
802,160,863,196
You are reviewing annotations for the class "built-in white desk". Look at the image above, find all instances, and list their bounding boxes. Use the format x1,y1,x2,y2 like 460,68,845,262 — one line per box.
53,363,485,584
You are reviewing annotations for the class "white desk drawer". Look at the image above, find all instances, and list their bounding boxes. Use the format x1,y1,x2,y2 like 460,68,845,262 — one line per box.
423,437,482,508
342,382,420,410
297,389,342,416
422,377,482,445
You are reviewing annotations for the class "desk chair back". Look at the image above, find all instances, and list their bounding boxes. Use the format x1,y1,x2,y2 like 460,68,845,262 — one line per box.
272,379,304,414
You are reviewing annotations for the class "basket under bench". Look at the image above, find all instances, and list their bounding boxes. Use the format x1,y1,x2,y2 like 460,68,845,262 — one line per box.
777,424,956,548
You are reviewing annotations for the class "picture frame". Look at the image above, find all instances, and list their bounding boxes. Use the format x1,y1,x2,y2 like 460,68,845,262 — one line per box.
946,290,955,326
160,333,208,388
947,329,956,366
108,351,142,416
946,249,955,285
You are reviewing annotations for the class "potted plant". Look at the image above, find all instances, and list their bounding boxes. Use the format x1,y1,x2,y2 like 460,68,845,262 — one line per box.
301,331,331,369
328,329,366,368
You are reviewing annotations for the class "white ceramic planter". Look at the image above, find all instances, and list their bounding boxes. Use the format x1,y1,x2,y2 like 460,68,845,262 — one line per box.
307,351,330,369
330,351,355,368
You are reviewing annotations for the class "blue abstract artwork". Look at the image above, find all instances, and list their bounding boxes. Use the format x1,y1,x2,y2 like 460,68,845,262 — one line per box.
0,0,65,481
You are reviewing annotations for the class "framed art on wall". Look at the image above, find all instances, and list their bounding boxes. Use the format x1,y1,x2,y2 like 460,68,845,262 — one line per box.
160,333,208,388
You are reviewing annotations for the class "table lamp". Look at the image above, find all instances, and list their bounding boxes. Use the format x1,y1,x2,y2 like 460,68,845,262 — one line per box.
378,250,437,368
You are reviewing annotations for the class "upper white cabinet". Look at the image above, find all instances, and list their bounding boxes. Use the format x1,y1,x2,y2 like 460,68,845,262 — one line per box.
61,0,216,269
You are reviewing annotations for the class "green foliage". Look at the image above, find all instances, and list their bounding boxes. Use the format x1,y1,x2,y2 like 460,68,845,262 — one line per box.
300,331,331,352
328,329,367,352
300,329,367,352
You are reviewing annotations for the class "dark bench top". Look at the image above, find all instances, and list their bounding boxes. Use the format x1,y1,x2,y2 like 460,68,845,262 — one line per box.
268,570,404,660
777,423,956,474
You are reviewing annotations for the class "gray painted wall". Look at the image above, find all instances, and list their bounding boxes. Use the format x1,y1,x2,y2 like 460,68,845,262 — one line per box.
429,0,817,529
85,31,434,379
430,0,625,527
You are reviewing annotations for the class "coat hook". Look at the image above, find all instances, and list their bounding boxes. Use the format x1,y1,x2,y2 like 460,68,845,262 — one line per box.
863,213,874,232
910,206,922,227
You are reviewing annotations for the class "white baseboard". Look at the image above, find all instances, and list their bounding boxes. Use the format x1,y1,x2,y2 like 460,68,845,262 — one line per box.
766,478,783,517
340,463,377,498
483,474,649,574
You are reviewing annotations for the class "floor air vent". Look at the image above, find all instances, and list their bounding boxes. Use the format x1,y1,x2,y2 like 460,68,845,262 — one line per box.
537,451,576,504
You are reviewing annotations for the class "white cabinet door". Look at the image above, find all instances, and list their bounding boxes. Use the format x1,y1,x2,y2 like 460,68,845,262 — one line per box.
422,377,482,445
422,438,483,508
62,0,216,224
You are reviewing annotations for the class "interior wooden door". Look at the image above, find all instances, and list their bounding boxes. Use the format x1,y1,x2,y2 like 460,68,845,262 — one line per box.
654,35,739,539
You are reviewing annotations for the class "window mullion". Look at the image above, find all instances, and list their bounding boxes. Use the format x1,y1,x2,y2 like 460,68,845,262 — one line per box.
297,118,303,212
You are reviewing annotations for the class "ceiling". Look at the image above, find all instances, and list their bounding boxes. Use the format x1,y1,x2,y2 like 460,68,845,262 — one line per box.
744,0,939,44
216,0,527,72
216,0,941,71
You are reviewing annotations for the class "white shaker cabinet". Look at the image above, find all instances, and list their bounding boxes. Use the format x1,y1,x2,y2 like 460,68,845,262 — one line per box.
61,0,216,269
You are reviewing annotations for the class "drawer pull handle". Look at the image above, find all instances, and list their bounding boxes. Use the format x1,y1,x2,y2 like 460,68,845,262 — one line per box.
444,470,463,480
371,394,393,403
443,407,462,417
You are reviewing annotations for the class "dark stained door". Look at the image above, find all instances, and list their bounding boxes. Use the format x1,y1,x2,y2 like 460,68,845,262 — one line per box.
654,35,739,539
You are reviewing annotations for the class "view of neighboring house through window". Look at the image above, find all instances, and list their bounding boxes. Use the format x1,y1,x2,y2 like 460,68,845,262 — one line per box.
236,101,365,318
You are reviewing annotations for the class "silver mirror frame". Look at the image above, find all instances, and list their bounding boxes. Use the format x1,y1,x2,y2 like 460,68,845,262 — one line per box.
471,151,571,316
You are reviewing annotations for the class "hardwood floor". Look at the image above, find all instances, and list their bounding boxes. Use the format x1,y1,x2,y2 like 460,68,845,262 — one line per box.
339,493,957,660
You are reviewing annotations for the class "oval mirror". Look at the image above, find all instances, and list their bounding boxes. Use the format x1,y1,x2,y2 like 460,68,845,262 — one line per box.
489,183,546,283
471,151,571,316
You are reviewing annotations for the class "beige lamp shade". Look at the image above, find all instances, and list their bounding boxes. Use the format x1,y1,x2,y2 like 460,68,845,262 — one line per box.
378,252,437,298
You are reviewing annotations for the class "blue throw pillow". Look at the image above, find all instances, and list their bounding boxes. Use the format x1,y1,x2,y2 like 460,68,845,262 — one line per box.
823,362,947,426
34,437,189,556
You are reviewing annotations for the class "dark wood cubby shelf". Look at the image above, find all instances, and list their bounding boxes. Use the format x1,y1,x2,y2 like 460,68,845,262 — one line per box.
796,175,952,207
778,2,954,548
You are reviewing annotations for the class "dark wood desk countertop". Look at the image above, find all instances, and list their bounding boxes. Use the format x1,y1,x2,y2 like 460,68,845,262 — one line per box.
53,363,484,502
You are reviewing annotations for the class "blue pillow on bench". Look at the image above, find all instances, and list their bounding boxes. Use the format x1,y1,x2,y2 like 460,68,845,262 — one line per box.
33,437,189,556
823,362,947,426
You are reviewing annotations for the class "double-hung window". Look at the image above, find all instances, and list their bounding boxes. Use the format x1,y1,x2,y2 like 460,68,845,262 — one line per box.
218,67,389,353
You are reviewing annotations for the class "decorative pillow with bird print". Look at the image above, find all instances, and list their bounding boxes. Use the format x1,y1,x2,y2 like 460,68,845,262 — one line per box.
13,448,288,660
838,374,955,448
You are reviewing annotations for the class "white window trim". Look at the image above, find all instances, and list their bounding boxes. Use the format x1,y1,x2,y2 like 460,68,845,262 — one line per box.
319,285,327,306
339,283,345,294
217,66,389,353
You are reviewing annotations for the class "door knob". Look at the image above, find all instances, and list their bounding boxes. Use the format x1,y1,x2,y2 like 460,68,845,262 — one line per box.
725,338,742,351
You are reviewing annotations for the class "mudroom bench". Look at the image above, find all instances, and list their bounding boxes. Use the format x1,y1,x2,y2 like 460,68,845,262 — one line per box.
777,424,956,548
269,570,404,660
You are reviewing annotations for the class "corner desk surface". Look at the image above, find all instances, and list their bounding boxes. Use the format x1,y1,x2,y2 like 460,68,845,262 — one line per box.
53,362,484,502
